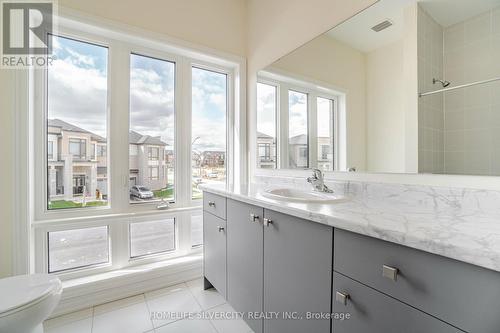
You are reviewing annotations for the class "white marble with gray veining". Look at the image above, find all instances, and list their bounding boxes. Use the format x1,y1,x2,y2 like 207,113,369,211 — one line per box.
200,178,500,273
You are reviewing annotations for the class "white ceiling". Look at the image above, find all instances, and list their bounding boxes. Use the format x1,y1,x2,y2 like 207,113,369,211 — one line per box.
327,0,414,53
327,0,500,53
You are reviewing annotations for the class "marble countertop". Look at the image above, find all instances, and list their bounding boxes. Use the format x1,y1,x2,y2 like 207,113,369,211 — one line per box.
199,182,500,273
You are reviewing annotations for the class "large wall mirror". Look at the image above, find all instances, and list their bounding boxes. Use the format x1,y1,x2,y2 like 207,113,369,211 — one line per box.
256,0,500,176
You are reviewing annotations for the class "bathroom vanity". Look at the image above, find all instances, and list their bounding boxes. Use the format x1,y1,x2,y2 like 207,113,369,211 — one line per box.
201,184,500,333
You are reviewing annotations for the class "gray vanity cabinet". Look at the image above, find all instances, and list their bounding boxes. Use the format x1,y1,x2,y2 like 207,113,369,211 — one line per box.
334,229,500,333
226,199,264,333
263,209,333,333
203,211,227,298
332,272,463,333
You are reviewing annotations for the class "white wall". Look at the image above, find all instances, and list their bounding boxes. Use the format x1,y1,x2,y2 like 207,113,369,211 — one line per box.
0,70,14,278
366,40,406,172
271,35,367,171
58,0,247,57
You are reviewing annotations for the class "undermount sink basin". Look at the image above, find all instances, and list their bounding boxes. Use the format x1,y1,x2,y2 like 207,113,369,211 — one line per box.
262,188,346,203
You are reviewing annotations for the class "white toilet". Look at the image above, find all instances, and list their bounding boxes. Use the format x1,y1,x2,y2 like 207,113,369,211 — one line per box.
0,274,62,333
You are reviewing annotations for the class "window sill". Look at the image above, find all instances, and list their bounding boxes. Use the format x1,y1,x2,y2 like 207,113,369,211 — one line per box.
53,254,203,318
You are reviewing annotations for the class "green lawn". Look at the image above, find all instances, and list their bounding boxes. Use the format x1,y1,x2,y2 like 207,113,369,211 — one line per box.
48,200,108,209
153,187,174,199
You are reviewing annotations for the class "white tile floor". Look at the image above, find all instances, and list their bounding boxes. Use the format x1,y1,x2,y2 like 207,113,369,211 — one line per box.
44,279,253,333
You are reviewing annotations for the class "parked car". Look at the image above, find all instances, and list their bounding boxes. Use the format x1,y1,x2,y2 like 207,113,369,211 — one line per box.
130,186,154,199
207,173,218,179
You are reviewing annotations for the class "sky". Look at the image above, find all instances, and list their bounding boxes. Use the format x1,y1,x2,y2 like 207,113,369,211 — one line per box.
288,90,308,138
48,35,227,152
256,83,276,138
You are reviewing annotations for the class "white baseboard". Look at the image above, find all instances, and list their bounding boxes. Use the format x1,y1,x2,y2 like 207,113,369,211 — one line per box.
52,255,203,318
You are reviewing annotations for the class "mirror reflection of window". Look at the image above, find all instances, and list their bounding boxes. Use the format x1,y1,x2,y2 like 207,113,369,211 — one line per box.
317,97,334,171
288,90,308,168
257,82,277,169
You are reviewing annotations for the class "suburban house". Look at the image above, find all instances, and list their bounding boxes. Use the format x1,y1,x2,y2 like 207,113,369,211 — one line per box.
47,119,172,203
256,131,276,169
287,134,333,170
128,130,170,191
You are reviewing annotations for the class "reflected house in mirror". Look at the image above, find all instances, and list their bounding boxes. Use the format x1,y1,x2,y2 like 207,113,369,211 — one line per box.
257,131,277,168
256,0,500,177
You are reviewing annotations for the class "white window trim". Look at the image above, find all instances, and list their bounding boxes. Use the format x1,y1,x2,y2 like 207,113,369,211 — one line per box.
256,68,344,172
14,7,246,282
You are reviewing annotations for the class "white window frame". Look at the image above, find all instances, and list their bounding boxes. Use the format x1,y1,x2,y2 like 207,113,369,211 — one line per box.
257,69,342,171
27,12,245,281
256,81,279,169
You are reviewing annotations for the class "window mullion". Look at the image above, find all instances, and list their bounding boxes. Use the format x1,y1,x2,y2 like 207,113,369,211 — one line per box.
279,83,289,169
309,93,318,169
179,59,192,205
108,42,131,268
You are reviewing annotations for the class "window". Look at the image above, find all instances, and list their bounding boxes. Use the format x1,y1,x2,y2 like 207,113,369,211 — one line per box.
149,166,159,180
191,67,227,199
97,145,106,157
288,90,308,168
130,219,175,258
129,144,138,156
48,226,109,273
69,138,87,160
47,35,108,210
34,23,239,279
317,97,334,171
129,53,175,203
48,141,54,160
148,147,159,160
257,82,277,168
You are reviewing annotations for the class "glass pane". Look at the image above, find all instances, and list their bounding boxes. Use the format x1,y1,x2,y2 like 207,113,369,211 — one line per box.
48,226,109,273
191,67,227,199
47,35,108,210
288,90,308,168
257,83,277,169
129,54,175,203
191,215,203,248
317,97,334,171
130,219,175,258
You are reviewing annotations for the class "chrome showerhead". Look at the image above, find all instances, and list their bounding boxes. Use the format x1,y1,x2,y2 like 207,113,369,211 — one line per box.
433,78,450,88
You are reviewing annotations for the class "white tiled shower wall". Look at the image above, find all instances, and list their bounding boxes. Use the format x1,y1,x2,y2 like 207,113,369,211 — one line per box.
443,6,500,176
418,5,500,176
418,6,444,174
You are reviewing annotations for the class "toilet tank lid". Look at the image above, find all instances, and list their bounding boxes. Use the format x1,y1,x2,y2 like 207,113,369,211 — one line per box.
0,274,62,314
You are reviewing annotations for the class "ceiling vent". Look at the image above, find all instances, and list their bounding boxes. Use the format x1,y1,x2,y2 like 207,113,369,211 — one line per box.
371,20,393,32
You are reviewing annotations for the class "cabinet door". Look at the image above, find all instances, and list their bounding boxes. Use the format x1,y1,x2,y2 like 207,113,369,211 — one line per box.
227,199,264,333
332,272,463,333
203,212,227,298
263,209,333,333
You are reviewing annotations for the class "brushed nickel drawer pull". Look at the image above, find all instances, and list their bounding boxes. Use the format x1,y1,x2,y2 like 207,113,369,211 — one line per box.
208,201,216,207
217,226,225,232
250,213,260,222
382,265,399,281
263,218,273,227
335,291,350,306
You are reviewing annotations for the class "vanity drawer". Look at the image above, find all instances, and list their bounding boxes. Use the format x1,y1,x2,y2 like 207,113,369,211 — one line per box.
334,229,500,333
332,272,462,333
203,192,226,219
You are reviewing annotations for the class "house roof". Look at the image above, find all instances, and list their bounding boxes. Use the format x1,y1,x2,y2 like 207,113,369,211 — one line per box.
48,119,106,143
257,131,274,139
48,119,169,146
289,134,307,145
129,130,167,146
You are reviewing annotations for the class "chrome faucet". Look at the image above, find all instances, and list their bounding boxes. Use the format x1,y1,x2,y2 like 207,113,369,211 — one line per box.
307,169,333,193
